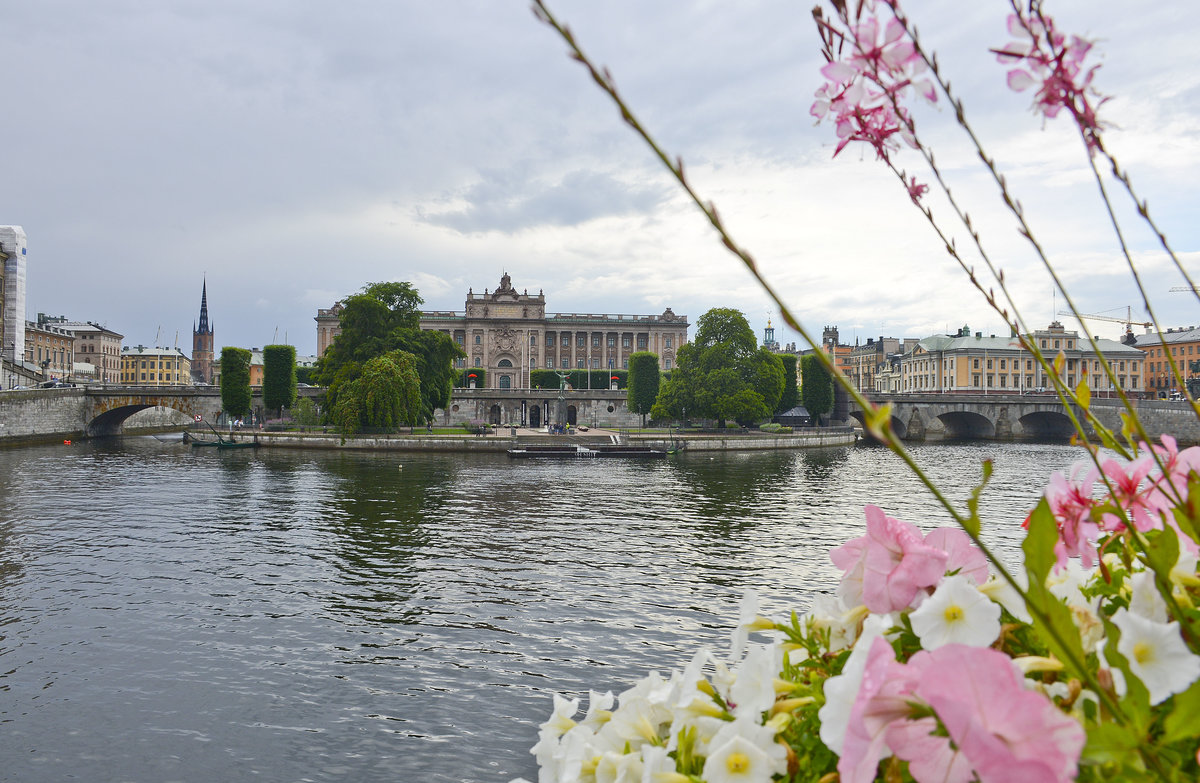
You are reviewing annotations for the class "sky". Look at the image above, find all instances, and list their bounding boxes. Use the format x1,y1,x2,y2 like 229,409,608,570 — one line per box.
2,0,1197,357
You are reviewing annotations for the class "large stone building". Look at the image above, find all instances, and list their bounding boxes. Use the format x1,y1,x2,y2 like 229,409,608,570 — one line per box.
317,273,689,389
899,322,1145,395
192,279,215,384
45,319,124,383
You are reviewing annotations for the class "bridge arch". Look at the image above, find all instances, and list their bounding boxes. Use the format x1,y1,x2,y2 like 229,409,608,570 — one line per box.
1017,410,1076,440
87,403,198,437
935,410,995,440
847,409,908,441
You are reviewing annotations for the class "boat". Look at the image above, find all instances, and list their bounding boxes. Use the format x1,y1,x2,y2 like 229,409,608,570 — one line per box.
507,444,665,459
216,440,258,450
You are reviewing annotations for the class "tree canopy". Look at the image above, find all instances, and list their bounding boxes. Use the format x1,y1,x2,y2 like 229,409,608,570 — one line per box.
219,347,252,418
332,350,422,434
314,281,464,424
776,353,800,414
650,308,784,426
626,352,660,427
801,353,835,425
262,344,297,417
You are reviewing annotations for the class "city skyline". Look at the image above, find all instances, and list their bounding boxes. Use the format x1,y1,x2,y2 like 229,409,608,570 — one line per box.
2,1,1196,356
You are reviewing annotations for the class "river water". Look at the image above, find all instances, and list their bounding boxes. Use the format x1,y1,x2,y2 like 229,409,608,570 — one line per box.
0,437,1089,782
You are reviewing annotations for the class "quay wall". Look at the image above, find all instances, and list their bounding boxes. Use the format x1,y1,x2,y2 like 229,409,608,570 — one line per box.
0,388,89,443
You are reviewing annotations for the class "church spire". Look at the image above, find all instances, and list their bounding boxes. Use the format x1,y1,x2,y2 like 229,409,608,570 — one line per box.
197,278,210,334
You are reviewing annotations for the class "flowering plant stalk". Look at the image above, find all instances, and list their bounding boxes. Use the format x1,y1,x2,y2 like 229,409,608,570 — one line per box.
521,1,1200,780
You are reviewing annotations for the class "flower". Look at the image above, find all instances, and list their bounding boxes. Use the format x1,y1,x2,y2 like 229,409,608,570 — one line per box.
1112,607,1200,705
923,526,989,585
830,505,948,613
1040,462,1100,568
701,716,788,783
818,614,890,754
908,574,1001,650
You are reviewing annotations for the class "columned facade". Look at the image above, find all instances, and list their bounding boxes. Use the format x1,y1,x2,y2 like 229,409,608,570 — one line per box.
317,273,690,390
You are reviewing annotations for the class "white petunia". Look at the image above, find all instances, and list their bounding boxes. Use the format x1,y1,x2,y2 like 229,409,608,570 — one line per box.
1112,607,1200,705
1047,560,1094,607
809,594,865,651
817,613,888,754
594,749,643,783
729,643,782,719
581,690,616,731
639,746,689,783
978,572,1032,623
701,716,788,783
1128,570,1168,623
908,574,1001,649
731,590,778,660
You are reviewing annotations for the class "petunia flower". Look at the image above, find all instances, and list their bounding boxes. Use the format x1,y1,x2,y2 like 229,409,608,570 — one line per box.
924,526,990,584
908,574,1001,650
831,505,948,613
701,716,788,783
1112,607,1200,705
818,613,890,754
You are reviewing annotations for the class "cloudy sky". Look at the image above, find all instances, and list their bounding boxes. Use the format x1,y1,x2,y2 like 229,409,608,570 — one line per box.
3,0,1197,357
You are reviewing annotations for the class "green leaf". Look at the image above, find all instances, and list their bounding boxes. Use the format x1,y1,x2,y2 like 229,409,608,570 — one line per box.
1021,499,1088,678
1082,721,1143,767
1075,378,1091,410
1163,678,1200,744
963,459,992,537
1143,526,1180,587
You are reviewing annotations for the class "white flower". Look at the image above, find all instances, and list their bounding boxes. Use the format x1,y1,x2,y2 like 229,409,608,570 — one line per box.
595,749,643,783
581,690,616,730
809,594,865,651
729,643,782,719
701,717,788,783
908,574,1001,649
978,572,1032,622
1112,607,1200,705
731,590,778,660
639,746,689,783
817,613,888,754
1129,570,1168,623
1047,560,1093,607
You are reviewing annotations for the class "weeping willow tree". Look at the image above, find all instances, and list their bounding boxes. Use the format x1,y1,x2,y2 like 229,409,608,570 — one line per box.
332,350,421,434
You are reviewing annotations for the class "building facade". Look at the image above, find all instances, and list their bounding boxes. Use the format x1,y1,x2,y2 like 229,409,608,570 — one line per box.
1135,326,1200,398
316,273,689,389
24,316,75,381
47,319,124,383
899,322,1145,395
121,345,192,386
1,225,27,363
192,279,215,384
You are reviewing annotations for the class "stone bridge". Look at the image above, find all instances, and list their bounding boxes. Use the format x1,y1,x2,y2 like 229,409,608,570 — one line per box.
847,393,1200,445
0,385,323,442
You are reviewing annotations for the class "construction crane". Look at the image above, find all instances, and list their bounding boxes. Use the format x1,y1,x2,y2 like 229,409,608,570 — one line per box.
1057,307,1152,337
1170,285,1200,292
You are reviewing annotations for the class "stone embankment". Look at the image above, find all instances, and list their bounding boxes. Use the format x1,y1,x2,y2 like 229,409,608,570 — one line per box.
253,427,858,453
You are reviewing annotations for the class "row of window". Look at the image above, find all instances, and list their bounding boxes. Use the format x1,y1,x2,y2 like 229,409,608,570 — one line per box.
454,357,675,371
454,333,672,350
905,373,1140,390
1146,344,1198,358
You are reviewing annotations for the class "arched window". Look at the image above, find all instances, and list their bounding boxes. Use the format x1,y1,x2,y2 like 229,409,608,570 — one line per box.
499,375,511,389
498,359,513,368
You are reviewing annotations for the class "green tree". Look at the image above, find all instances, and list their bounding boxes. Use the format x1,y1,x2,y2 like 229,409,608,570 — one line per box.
626,352,660,427
332,350,421,434
314,281,464,424
776,354,800,414
262,344,297,418
801,353,835,425
651,309,784,427
219,347,252,419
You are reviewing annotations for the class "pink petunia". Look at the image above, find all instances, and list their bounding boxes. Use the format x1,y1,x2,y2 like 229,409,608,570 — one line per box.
1040,462,1101,569
916,646,1084,783
831,505,947,613
924,526,989,585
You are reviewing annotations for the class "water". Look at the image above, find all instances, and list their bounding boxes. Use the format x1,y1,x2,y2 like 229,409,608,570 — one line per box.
0,437,1089,782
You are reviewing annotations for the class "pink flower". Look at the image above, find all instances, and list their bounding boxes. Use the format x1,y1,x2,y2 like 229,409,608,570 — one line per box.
839,643,1085,783
923,526,989,585
905,174,929,205
831,505,947,613
1038,462,1100,569
812,2,935,161
1099,455,1159,533
916,646,1084,783
994,10,1107,154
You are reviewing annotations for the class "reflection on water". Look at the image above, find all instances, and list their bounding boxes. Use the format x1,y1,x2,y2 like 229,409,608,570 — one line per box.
0,437,1091,782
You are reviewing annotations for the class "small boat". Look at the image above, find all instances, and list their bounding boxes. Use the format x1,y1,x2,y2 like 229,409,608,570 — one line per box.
507,444,665,459
216,439,258,450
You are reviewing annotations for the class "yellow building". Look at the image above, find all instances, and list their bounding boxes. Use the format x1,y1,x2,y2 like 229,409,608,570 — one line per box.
120,345,192,386
24,318,75,381
901,322,1145,396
